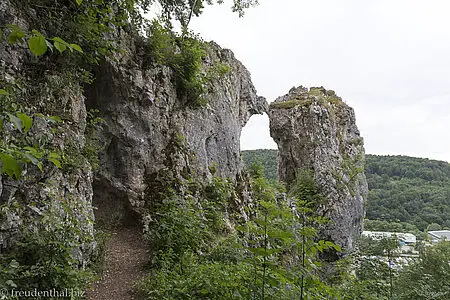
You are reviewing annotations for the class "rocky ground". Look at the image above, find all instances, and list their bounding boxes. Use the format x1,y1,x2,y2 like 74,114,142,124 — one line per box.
86,226,148,300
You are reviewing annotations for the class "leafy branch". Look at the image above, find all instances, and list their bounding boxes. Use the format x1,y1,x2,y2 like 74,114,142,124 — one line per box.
1,24,83,57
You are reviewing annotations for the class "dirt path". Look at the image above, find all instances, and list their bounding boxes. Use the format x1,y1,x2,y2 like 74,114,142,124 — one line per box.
86,226,148,300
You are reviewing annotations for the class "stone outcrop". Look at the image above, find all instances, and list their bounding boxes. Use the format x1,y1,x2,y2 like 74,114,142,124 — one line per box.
84,39,268,223
0,0,267,259
268,86,368,253
0,0,94,263
2,0,368,266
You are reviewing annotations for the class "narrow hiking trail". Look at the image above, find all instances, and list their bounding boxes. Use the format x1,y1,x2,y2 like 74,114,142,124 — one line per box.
86,226,148,300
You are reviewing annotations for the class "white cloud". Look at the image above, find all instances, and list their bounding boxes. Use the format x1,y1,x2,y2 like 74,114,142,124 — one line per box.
191,0,450,162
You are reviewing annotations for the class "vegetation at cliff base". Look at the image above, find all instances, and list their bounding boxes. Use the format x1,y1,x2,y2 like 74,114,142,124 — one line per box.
242,150,450,231
139,167,341,299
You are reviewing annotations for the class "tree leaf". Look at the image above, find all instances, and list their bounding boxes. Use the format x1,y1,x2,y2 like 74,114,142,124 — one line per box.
27,31,48,57
0,153,22,179
52,37,68,54
24,146,44,159
69,43,83,53
16,113,33,134
9,260,19,268
48,115,63,123
248,247,279,257
48,152,62,168
7,24,25,44
54,41,67,54
265,276,280,287
52,37,67,44
76,0,83,5
7,113,23,133
0,89,9,96
45,39,54,52
6,280,17,288
23,153,39,165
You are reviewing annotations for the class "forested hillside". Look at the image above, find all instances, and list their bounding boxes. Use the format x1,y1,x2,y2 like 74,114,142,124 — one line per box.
241,149,277,181
365,155,450,230
242,150,450,231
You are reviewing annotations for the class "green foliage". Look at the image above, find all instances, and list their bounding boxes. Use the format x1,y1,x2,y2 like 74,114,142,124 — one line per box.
140,176,243,299
0,194,94,294
0,152,21,179
5,24,83,57
242,150,450,231
146,195,212,258
157,0,259,28
0,46,102,296
82,109,105,171
27,30,48,57
141,166,340,299
333,235,400,300
208,61,232,80
288,169,328,208
337,237,450,300
269,99,314,109
0,93,44,179
244,168,340,299
365,154,450,230
0,24,97,180
147,21,207,107
242,149,278,182
0,0,260,296
0,84,82,179
6,24,25,44
140,252,254,299
269,87,343,110
89,230,111,275
395,241,450,300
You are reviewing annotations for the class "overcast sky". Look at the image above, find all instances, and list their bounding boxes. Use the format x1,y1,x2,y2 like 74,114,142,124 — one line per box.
189,0,450,162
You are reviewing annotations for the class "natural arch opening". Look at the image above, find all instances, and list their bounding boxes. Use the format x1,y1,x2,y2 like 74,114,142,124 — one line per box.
240,113,278,181
241,113,276,151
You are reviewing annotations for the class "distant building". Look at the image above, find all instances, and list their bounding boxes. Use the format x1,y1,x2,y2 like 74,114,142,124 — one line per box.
362,231,417,245
428,230,450,243
362,231,417,254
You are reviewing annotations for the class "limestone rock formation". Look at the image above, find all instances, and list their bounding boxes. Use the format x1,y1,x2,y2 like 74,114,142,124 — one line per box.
85,39,268,224
0,0,267,260
0,0,94,264
269,86,368,253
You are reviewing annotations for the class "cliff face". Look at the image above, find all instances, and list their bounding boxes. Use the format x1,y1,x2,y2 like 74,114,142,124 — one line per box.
85,39,267,224
268,86,368,252
0,0,94,263
0,0,267,252
1,0,365,266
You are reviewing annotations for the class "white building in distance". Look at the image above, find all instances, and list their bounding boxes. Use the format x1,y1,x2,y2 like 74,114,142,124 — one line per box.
428,230,450,243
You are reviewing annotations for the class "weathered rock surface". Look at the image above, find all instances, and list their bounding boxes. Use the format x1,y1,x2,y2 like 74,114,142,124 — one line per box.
85,39,267,224
1,0,267,260
0,0,93,262
269,86,368,253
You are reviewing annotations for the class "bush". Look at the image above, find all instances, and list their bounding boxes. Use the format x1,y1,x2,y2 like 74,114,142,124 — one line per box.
0,196,94,295
147,21,207,107
140,170,340,299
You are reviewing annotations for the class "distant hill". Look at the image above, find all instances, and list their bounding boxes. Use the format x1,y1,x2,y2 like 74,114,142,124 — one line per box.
242,149,277,182
242,150,450,231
